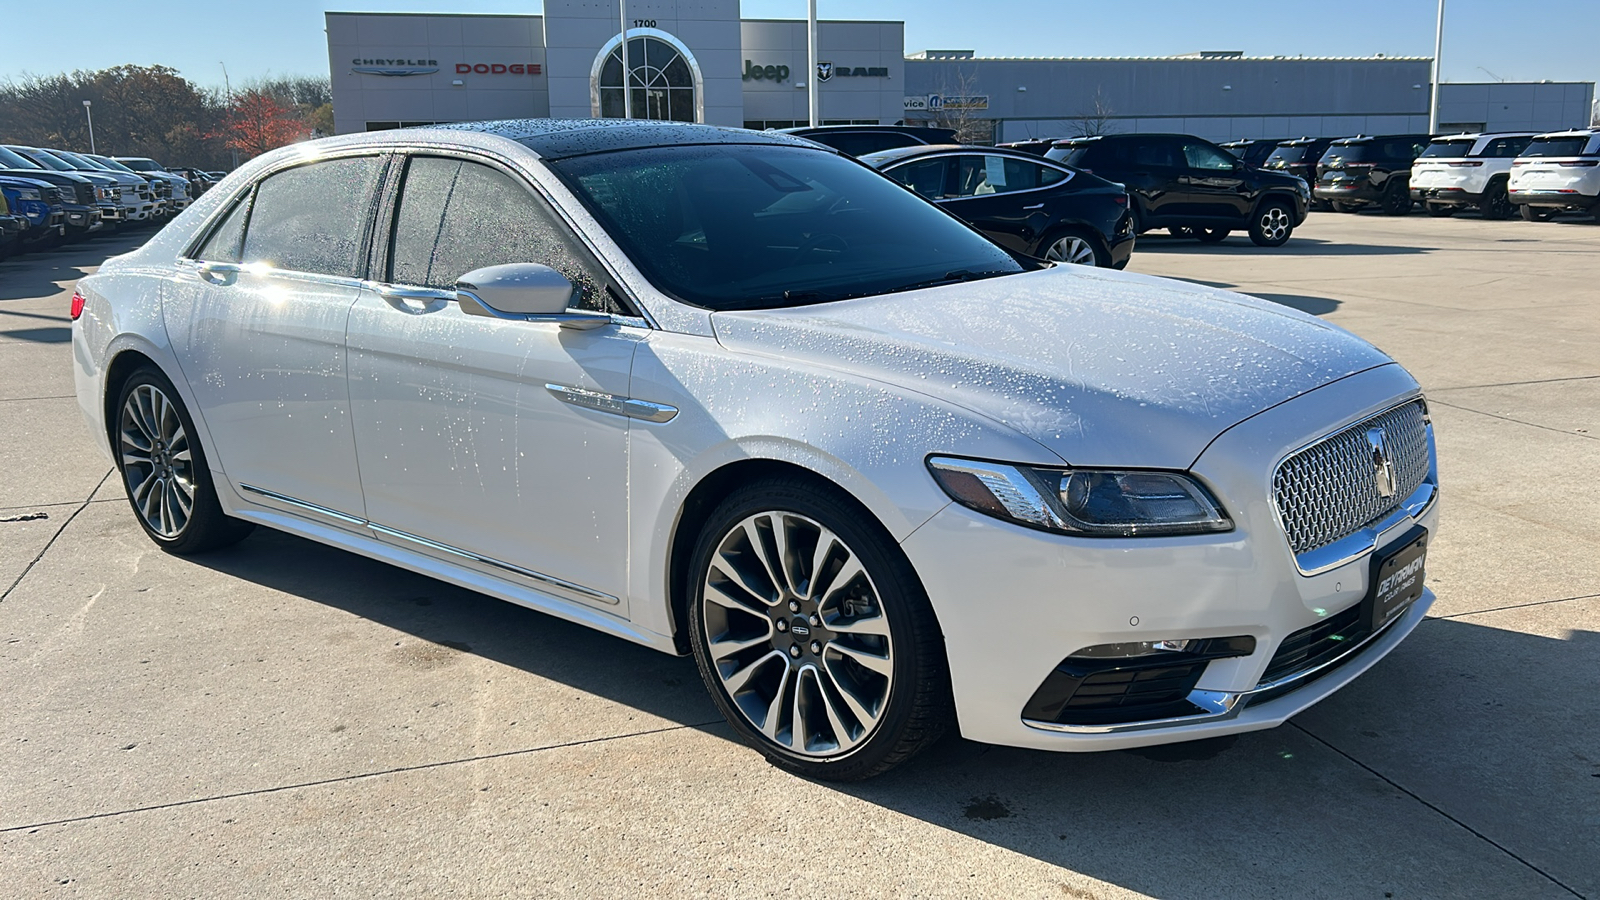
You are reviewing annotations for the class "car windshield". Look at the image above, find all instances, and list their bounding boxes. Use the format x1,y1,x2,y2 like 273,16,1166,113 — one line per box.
1521,137,1592,157
1419,139,1474,159
0,146,44,169
1322,142,1376,163
118,158,162,171
1263,145,1307,166
548,143,1025,311
1043,145,1089,166
93,157,141,174
56,151,108,170
15,148,75,171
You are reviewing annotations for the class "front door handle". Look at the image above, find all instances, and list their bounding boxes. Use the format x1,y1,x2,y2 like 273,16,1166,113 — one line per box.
1022,203,1044,210
369,282,456,314
197,261,242,285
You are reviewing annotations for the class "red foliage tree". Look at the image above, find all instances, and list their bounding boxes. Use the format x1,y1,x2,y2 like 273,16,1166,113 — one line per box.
210,90,307,159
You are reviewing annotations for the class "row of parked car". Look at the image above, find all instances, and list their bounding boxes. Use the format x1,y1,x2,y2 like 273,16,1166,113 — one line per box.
0,144,225,262
1211,129,1600,222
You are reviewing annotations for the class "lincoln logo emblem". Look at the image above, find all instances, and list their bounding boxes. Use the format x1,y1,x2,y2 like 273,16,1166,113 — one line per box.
1367,427,1396,499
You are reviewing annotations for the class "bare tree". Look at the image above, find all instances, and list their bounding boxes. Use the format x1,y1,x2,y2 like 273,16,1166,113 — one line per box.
924,67,994,145
1068,88,1118,138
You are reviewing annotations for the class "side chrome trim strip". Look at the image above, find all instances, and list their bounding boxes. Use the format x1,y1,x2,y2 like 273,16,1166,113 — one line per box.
239,484,367,526
238,484,619,606
368,524,621,606
1022,593,1428,736
545,383,678,423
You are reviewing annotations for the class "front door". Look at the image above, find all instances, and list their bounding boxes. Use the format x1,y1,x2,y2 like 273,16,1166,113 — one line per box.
345,154,641,612
1177,139,1250,221
165,154,389,524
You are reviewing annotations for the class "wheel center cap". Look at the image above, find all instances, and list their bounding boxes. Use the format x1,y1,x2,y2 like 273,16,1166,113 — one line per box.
790,619,811,638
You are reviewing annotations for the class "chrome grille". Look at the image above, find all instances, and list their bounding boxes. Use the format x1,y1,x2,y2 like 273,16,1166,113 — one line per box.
1273,400,1431,555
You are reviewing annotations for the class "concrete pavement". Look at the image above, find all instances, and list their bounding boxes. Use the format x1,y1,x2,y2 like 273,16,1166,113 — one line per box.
1,213,1596,898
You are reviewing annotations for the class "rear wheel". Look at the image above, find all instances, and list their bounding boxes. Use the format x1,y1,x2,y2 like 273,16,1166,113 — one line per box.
1520,205,1557,222
1040,229,1108,267
1331,202,1359,213
1166,226,1193,238
1424,202,1455,218
1479,180,1516,220
1381,181,1414,216
1249,200,1295,247
1193,227,1230,243
114,366,254,554
687,478,950,781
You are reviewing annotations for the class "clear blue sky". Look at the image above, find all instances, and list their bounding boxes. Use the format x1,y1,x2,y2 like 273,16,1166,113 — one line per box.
2,1,1595,91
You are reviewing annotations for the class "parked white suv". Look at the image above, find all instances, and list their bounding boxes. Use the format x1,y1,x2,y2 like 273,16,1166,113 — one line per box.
1410,132,1536,219
1508,129,1600,221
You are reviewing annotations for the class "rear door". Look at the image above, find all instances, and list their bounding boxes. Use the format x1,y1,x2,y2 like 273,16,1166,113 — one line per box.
165,154,388,525
939,153,1068,252
1109,138,1184,225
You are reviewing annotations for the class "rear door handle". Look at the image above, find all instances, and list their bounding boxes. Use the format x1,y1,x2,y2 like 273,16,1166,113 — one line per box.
1022,203,1044,210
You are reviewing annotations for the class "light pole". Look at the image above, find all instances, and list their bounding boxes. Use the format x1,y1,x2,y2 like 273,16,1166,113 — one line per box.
219,61,238,169
82,100,95,153
619,0,633,119
1429,0,1445,134
807,0,818,127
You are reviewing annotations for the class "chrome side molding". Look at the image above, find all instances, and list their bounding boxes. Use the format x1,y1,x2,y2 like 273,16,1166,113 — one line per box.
545,383,678,423
238,483,618,606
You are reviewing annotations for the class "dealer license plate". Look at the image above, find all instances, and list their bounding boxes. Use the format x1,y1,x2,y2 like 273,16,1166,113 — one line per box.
1367,526,1427,632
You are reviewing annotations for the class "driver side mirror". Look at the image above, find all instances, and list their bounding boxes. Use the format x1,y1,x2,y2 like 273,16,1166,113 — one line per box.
455,263,609,330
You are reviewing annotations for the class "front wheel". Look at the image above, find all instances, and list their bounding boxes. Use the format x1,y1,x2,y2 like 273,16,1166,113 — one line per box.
1424,202,1455,218
1479,181,1516,220
1194,227,1230,243
687,478,950,781
1040,229,1108,267
1249,201,1295,247
114,366,254,554
1382,181,1414,216
1520,204,1556,222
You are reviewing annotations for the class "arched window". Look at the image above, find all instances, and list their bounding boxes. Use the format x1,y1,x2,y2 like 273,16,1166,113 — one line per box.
590,30,702,123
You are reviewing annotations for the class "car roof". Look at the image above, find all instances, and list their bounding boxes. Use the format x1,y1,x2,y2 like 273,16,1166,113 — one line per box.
428,118,819,159
1329,134,1431,144
858,143,1059,167
1529,128,1598,138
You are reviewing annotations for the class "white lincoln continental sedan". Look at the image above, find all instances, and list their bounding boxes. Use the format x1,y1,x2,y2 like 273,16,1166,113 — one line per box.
72,120,1438,780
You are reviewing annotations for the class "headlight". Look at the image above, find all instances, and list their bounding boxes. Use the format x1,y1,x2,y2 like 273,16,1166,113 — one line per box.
18,189,41,201
926,456,1232,537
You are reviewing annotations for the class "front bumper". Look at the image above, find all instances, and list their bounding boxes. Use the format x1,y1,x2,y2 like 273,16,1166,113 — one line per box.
899,364,1439,752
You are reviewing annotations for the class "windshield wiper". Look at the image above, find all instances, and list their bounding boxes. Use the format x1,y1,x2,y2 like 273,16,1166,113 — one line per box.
890,269,1009,295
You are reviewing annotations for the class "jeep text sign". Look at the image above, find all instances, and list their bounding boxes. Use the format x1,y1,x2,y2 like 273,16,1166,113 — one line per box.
742,61,791,82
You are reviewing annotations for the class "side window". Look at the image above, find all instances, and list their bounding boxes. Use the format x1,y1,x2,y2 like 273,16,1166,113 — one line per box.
1130,140,1176,169
194,188,253,263
239,156,384,278
1037,164,1067,187
1183,141,1236,171
952,156,995,197
388,156,626,314
886,158,951,200
1486,137,1532,158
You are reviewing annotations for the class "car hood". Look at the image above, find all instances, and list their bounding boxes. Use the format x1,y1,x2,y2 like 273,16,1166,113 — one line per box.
710,266,1395,468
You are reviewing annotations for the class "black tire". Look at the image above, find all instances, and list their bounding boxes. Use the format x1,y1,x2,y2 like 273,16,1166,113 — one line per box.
1248,199,1296,247
1478,179,1516,220
1520,204,1556,222
1130,204,1147,235
112,365,254,555
1331,201,1359,213
1381,181,1413,216
1166,226,1192,238
686,476,950,781
1036,227,1111,267
1424,202,1455,218
1194,227,1230,243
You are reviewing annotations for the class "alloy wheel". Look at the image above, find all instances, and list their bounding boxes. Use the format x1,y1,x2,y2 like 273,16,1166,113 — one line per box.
118,383,196,538
700,511,894,758
1258,207,1291,242
1045,235,1098,266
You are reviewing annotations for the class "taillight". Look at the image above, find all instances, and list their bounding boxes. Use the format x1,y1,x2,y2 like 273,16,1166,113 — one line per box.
1558,160,1600,167
1446,161,1484,167
70,290,85,321
1114,195,1127,205
1512,160,1530,166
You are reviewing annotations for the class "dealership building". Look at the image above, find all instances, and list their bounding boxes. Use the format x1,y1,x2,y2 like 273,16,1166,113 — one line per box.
326,2,1594,142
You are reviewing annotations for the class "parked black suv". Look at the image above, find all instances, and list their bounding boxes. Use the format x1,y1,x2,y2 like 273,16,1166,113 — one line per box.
1261,138,1336,208
1045,133,1310,246
780,125,958,157
1220,139,1291,169
1313,134,1431,215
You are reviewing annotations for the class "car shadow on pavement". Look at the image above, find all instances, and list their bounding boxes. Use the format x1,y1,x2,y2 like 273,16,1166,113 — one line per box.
187,526,1596,899
0,232,150,304
1135,234,1430,256
1167,277,1344,317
